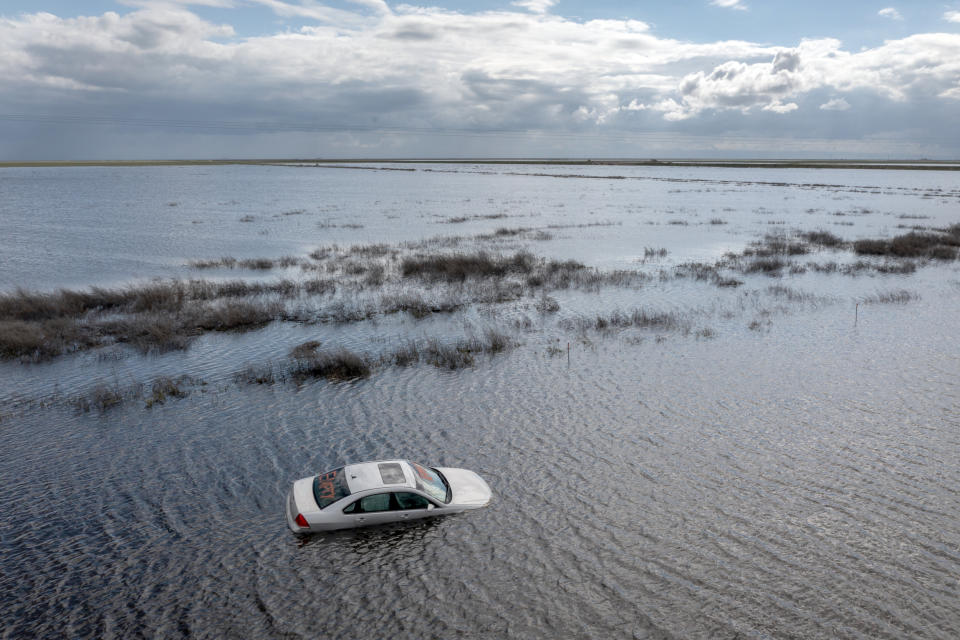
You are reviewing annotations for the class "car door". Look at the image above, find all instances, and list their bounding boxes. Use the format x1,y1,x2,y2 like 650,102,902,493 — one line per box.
342,492,396,527
392,492,435,522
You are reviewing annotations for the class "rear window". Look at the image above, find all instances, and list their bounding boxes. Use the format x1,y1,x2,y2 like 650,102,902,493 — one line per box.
313,468,351,509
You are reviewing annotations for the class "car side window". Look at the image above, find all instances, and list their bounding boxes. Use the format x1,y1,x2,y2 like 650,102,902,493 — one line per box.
342,500,358,514
394,492,430,510
357,493,391,513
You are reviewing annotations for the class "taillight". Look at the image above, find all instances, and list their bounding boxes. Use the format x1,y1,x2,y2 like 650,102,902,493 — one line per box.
295,513,309,528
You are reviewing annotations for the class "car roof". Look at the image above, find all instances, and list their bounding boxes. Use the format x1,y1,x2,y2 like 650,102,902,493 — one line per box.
343,460,415,494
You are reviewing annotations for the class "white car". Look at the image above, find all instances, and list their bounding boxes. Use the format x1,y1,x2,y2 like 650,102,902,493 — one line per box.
285,459,492,533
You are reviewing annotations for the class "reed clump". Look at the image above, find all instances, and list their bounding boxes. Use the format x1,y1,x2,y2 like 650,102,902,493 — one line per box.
853,228,960,259
145,376,192,408
192,300,283,332
800,230,845,247
860,290,918,304
400,251,537,281
0,318,100,361
290,346,372,381
561,308,689,334
422,330,513,369
73,382,125,413
744,234,808,257
233,365,276,385
744,257,789,274
0,280,293,360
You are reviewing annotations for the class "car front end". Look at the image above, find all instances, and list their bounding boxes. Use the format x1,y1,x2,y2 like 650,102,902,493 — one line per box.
435,467,493,508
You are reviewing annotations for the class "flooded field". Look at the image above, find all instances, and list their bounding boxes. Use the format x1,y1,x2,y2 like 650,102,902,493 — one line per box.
2,163,959,639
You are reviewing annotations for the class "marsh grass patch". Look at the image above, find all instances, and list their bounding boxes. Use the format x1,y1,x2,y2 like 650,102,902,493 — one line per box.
290,348,372,381
561,308,690,335
800,230,845,248
860,290,918,305
234,365,277,385
400,251,538,282
145,376,192,408
853,227,960,259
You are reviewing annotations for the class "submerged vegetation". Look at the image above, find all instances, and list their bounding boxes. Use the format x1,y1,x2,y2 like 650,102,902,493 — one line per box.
0,241,649,363
72,374,199,413
853,225,960,260
2,218,945,366
2,190,950,413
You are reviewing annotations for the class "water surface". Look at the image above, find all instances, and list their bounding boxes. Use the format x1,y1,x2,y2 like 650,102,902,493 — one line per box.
1,164,959,639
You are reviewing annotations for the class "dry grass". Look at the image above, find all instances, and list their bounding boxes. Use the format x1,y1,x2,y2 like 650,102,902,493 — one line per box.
380,292,461,318
535,295,560,313
853,228,960,259
401,251,537,281
860,290,918,304
189,257,296,270
423,338,476,369
0,318,99,361
800,230,846,247
73,382,125,413
289,340,322,359
290,348,372,380
744,257,789,274
745,235,809,257
193,300,283,332
387,341,421,367
561,308,689,334
673,262,742,288
233,365,276,385
766,285,825,304
348,243,393,257
145,376,191,408
422,329,514,369
8,221,946,369
0,281,291,360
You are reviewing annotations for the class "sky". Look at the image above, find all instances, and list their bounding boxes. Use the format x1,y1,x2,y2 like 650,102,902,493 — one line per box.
1,0,959,160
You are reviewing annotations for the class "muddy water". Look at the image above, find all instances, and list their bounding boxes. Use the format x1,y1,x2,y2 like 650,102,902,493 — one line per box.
1,164,959,639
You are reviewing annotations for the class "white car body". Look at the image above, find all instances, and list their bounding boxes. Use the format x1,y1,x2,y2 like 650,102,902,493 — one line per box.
285,459,492,533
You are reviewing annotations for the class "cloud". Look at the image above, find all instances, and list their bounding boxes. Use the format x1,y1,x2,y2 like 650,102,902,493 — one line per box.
762,101,798,113
120,0,236,7
710,0,747,10
511,0,557,14
945,10,960,23
878,8,903,20
819,97,851,111
1,5,959,158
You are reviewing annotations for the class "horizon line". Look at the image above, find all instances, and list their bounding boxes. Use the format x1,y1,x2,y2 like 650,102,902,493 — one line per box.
2,158,960,171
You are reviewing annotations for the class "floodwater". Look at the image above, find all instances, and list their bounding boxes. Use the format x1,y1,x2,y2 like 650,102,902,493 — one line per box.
1,163,959,639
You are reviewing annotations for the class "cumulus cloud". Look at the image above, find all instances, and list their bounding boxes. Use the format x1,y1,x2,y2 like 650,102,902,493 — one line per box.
819,97,851,111
878,8,903,20
945,10,960,23
710,0,747,10
512,0,557,13
1,4,959,157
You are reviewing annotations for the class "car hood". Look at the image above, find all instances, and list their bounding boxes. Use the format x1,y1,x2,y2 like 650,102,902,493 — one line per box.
436,467,492,507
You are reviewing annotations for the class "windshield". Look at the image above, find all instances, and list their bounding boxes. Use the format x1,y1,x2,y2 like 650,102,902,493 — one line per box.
409,461,451,504
313,467,351,509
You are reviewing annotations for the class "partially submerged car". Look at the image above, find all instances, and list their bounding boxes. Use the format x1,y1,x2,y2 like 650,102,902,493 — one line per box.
285,459,492,533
